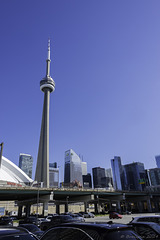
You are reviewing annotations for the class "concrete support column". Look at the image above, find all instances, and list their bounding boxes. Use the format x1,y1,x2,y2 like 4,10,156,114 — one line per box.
94,202,98,214
18,206,23,218
154,201,159,212
84,202,87,212
65,196,69,213
56,204,60,214
43,202,48,216
26,204,31,217
65,203,68,213
147,198,152,212
94,202,100,214
116,201,121,212
137,201,143,213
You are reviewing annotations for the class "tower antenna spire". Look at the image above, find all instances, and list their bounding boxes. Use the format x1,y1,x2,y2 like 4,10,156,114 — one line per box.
46,38,51,77
47,38,50,60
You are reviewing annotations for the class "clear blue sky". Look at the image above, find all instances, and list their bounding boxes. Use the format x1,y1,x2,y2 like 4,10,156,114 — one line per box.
1,0,160,180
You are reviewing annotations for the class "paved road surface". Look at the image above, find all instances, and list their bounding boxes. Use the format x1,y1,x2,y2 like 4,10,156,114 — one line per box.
85,213,160,224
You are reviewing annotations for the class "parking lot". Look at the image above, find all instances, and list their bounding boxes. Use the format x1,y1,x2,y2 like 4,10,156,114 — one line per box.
85,212,159,224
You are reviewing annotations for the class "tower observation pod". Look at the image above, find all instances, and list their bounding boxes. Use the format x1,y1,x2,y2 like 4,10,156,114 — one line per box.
35,39,55,188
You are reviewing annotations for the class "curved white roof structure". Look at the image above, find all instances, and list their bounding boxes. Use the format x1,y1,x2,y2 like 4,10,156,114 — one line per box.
0,156,33,186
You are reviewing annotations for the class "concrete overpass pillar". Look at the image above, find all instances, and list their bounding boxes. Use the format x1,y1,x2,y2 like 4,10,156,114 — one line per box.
26,204,31,217
94,202,100,214
147,198,152,212
18,206,23,218
43,202,48,216
116,201,121,213
137,201,143,213
65,203,68,213
84,202,87,212
56,204,60,214
153,201,159,212
65,196,69,213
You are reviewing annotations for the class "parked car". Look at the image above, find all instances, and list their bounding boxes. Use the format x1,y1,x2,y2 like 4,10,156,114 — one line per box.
19,216,42,227
109,211,122,219
40,214,81,231
130,215,160,225
0,216,13,226
0,226,39,239
122,210,132,215
129,222,160,240
68,213,85,222
45,216,53,221
19,224,44,238
87,212,95,218
40,222,143,240
79,212,90,218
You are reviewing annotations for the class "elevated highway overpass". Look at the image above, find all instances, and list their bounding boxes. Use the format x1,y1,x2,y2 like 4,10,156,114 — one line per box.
0,186,159,216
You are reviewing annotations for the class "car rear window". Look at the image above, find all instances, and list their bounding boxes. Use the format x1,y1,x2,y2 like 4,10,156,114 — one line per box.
134,225,158,239
103,230,142,240
137,217,160,224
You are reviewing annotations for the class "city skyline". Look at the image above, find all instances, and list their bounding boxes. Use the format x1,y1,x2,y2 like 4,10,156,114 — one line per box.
1,1,160,181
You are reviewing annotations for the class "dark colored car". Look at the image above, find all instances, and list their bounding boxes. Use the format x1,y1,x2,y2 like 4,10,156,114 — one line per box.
109,211,122,219
40,222,143,240
68,213,85,222
0,226,38,239
79,212,90,218
19,216,41,227
129,222,160,240
0,216,13,226
122,210,132,215
19,224,44,238
40,215,80,231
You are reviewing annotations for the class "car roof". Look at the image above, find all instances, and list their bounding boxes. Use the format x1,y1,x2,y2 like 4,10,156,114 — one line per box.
130,221,160,226
133,215,160,219
0,226,30,235
58,222,132,231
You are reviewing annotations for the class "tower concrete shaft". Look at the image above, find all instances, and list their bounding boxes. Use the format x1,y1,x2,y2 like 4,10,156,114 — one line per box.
35,40,55,188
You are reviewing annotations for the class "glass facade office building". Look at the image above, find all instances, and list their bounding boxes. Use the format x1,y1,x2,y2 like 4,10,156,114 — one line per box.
19,153,33,178
64,149,83,186
92,167,106,188
147,168,160,186
124,162,145,191
49,162,59,187
111,156,124,190
155,155,160,168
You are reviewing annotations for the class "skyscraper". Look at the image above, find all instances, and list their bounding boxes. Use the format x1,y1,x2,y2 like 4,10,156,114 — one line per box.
49,162,59,187
124,162,146,191
111,156,125,190
155,155,160,168
81,162,87,175
83,173,92,188
35,40,55,188
92,167,106,188
146,168,160,186
64,149,83,187
19,153,33,178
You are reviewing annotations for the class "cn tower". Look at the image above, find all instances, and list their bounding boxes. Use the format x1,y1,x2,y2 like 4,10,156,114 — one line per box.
35,40,55,188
